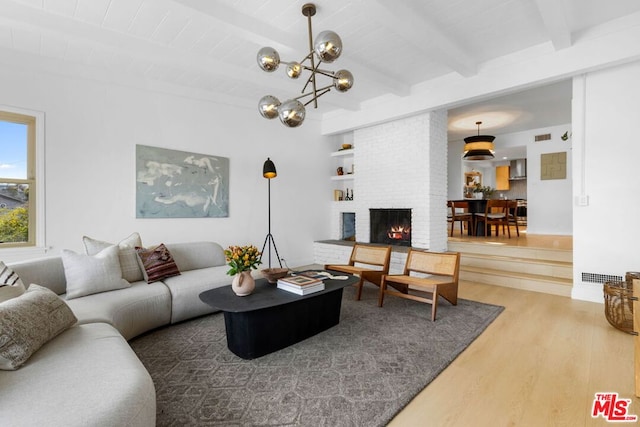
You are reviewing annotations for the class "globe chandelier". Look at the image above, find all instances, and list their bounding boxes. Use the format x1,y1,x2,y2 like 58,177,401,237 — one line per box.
256,3,354,128
463,121,496,160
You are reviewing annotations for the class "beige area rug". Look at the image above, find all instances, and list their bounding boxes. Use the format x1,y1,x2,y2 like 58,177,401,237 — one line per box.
130,285,504,426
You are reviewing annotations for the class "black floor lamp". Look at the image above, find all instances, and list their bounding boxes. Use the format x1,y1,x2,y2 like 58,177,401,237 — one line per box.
260,158,282,268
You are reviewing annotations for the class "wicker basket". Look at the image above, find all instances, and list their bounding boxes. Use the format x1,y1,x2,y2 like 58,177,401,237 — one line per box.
603,279,635,334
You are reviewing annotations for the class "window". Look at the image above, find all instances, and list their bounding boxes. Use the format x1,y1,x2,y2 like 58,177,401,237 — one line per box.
0,110,36,247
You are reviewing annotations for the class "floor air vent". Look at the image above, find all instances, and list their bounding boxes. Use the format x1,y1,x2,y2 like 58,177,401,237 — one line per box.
581,272,623,284
534,133,551,142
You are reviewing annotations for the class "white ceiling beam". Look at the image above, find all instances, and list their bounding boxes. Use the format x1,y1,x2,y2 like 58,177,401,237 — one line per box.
170,0,298,55
0,44,256,109
533,0,572,50
368,0,477,78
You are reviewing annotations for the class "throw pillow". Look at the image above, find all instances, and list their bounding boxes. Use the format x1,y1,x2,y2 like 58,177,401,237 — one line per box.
135,243,181,283
0,261,26,303
0,284,77,370
62,245,130,300
82,232,144,282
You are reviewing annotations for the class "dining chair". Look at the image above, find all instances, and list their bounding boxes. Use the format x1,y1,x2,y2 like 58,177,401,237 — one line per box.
475,199,511,237
507,199,520,237
447,200,474,237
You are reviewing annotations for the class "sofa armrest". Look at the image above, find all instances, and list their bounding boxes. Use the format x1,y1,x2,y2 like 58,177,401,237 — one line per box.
8,257,67,295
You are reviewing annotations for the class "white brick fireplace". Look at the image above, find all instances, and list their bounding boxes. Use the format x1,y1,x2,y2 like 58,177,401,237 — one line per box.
321,109,448,265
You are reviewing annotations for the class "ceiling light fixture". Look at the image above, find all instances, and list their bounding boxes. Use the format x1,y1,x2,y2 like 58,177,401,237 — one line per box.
256,3,354,128
463,121,495,160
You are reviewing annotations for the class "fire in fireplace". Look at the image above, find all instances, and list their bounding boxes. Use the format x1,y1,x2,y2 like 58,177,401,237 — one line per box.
370,208,412,247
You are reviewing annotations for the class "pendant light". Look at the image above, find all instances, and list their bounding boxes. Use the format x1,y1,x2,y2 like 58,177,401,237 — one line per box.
463,121,495,160
256,3,354,128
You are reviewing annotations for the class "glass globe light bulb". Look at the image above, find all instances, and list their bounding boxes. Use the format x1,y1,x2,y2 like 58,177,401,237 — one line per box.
278,99,306,128
334,69,354,92
286,62,303,79
258,95,281,120
314,31,343,63
256,47,280,72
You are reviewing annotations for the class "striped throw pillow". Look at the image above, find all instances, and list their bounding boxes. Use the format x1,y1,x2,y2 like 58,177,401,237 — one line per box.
135,244,181,283
0,261,26,303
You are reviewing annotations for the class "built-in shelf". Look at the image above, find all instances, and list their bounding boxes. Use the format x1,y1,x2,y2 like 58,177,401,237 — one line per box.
330,149,354,157
331,174,354,181
331,144,355,202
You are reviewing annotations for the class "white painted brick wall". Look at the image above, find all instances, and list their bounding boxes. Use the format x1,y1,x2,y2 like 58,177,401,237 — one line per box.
322,109,449,264
313,242,353,265
314,242,409,275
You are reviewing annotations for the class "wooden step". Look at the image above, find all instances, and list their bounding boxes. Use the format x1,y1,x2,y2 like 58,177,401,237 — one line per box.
460,266,573,297
461,252,572,280
448,239,573,297
448,240,572,263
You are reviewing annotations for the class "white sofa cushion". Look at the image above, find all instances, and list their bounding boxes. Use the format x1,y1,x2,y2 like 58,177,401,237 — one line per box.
0,261,26,303
165,241,226,271
8,257,67,296
62,245,130,299
0,284,77,370
63,281,172,340
0,323,155,427
83,232,144,283
162,265,230,323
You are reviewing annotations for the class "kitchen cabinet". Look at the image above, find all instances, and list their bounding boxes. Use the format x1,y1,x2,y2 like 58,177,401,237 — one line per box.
496,166,510,190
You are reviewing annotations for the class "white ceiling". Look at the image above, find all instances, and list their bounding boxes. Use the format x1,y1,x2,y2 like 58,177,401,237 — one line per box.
0,0,639,137
449,79,573,160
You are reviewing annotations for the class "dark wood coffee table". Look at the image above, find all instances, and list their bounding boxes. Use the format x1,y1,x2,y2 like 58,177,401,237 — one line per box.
199,273,357,359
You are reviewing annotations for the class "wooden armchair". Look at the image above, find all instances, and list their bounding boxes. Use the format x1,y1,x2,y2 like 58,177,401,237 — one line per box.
325,244,394,300
378,249,460,321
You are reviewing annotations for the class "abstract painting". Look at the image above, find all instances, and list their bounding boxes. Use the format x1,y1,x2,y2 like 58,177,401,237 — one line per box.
136,145,229,218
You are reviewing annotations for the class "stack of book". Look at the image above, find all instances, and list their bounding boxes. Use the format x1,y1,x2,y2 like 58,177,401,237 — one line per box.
277,274,325,295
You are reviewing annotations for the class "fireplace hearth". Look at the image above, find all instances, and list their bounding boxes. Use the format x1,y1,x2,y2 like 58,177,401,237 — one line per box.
370,208,412,247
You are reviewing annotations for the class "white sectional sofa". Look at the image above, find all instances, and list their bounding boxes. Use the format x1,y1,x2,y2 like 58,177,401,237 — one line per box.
0,240,235,427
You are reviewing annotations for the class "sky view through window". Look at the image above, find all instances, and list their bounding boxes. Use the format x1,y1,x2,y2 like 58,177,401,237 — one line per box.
0,120,27,179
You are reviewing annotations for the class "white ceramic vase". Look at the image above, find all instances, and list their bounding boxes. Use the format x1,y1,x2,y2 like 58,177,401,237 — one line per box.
231,271,255,296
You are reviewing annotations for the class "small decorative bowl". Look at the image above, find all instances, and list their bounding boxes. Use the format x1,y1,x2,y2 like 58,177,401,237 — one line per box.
261,268,289,283
341,143,352,150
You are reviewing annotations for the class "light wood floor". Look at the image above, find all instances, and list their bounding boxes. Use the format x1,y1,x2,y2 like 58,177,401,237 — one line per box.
447,224,573,251
388,280,636,426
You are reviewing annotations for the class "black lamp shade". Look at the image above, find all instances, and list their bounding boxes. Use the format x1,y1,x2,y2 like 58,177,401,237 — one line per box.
263,158,277,179
463,149,495,160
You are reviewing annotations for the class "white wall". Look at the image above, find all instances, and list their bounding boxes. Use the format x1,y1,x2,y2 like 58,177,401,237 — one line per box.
489,124,572,235
572,61,640,302
447,140,464,200
0,67,331,268
524,125,573,235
